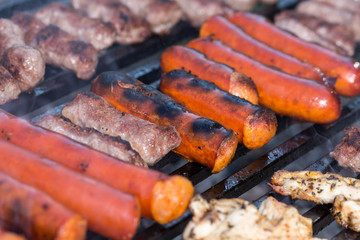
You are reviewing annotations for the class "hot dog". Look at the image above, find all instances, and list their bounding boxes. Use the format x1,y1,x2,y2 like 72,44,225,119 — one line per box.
0,172,87,240
160,45,259,105
199,15,324,82
160,70,277,149
91,71,239,173
0,139,139,240
0,109,193,224
228,12,360,97
186,38,342,124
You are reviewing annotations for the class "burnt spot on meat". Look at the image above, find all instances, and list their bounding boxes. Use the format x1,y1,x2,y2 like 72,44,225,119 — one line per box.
189,78,218,92
36,25,60,44
156,103,182,119
78,162,89,172
165,69,193,79
119,12,129,22
330,183,336,190
308,182,314,190
42,203,49,211
123,88,149,103
97,72,137,87
192,118,223,134
222,92,249,105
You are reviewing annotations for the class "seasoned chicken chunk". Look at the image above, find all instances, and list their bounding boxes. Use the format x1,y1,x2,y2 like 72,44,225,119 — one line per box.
330,127,360,172
269,170,360,204
183,195,322,240
37,114,147,168
332,195,360,232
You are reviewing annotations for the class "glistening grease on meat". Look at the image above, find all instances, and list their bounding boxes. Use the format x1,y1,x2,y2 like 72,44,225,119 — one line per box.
11,12,98,80
61,92,181,165
37,114,147,167
35,3,115,50
91,71,238,173
0,18,45,92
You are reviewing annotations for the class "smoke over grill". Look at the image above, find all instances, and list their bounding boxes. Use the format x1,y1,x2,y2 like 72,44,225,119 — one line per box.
1,0,360,239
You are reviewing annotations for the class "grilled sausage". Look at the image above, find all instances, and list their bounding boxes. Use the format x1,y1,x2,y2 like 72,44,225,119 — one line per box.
228,12,360,97
37,114,147,167
160,46,259,105
160,70,277,149
35,3,115,50
70,0,151,44
0,229,25,240
0,172,87,240
0,18,45,91
118,0,183,35
0,139,140,240
11,12,98,80
0,65,21,105
91,71,239,173
186,38,342,124
0,109,194,224
199,15,324,82
61,92,181,166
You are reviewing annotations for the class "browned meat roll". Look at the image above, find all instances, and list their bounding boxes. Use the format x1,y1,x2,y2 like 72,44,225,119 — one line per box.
35,3,116,51
11,12,98,80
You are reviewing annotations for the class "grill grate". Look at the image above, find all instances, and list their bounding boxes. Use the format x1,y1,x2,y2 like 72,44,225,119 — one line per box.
1,0,360,240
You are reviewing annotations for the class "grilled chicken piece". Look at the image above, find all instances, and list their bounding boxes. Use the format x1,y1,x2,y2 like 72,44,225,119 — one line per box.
35,3,115,51
174,0,233,27
0,65,21,105
275,11,355,57
329,127,360,172
61,92,181,165
183,195,322,240
269,170,360,204
11,12,98,80
71,0,151,44
0,18,45,92
332,195,360,232
296,0,360,41
37,114,147,168
118,0,183,35
222,0,257,11
330,127,360,172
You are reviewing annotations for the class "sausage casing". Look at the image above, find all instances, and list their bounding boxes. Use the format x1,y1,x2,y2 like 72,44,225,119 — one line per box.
91,71,239,173
186,38,342,124
160,45,259,104
229,12,360,97
160,70,277,149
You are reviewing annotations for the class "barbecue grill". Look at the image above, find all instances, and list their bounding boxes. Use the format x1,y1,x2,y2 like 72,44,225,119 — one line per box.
1,0,360,239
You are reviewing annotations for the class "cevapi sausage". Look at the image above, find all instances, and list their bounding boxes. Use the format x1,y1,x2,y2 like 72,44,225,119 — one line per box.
0,138,140,240
91,71,239,173
186,38,342,124
160,70,277,149
11,12,98,80
199,15,324,82
0,109,193,224
160,45,259,105
0,172,87,240
228,12,360,97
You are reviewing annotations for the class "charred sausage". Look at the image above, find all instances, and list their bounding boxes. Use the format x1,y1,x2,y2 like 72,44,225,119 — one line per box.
186,38,342,124
228,12,360,97
91,71,239,173
0,172,87,240
160,70,277,149
0,109,194,224
199,15,324,82
160,45,259,104
0,139,140,240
